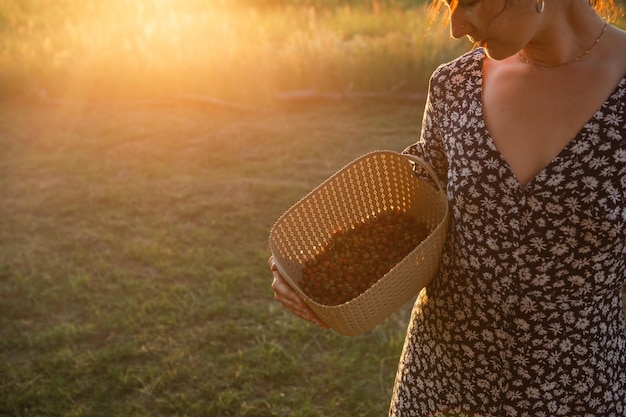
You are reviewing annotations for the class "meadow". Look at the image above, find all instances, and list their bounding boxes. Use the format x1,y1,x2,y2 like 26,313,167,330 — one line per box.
0,96,442,417
1,1,625,416
0,0,468,104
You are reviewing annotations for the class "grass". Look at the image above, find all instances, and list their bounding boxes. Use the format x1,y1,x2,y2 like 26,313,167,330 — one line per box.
0,0,466,103
1,0,621,103
0,99,426,417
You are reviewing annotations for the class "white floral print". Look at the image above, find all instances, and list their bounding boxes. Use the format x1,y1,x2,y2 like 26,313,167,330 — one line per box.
389,49,626,417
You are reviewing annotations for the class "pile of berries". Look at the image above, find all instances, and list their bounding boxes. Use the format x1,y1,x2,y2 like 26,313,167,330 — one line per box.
300,210,428,306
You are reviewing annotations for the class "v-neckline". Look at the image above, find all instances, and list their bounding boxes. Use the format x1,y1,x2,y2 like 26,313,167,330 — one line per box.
475,50,626,191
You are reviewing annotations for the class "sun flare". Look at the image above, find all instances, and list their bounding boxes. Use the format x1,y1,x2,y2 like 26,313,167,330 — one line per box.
3,0,461,103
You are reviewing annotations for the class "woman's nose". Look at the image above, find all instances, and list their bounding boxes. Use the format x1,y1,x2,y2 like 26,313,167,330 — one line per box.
449,8,471,39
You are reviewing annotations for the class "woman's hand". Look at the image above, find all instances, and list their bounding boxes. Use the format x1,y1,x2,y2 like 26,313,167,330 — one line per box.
269,256,329,329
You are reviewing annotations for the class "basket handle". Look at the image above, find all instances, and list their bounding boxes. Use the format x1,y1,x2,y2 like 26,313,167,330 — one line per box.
402,153,445,193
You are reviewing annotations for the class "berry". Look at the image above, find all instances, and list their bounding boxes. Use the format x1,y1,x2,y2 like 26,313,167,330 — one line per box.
299,210,428,306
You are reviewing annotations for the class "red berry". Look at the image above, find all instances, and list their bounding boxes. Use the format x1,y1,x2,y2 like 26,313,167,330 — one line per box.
300,210,429,305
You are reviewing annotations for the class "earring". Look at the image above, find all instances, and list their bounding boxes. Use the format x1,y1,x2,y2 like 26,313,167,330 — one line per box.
535,0,545,13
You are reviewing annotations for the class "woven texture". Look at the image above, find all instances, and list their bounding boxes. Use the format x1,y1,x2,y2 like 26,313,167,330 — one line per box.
269,150,450,336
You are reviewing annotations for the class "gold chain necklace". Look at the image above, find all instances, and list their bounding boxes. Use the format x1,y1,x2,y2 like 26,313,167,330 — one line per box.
518,21,609,68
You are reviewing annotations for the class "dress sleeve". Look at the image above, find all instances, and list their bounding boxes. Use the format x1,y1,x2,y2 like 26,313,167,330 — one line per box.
402,73,449,188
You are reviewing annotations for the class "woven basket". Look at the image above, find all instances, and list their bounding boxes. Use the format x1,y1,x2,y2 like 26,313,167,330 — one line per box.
269,150,450,336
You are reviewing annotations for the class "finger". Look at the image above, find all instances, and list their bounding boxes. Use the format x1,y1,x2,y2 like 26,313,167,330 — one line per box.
268,255,277,271
272,277,328,328
279,293,329,328
274,284,311,317
280,301,329,328
274,290,303,312
279,300,309,319
270,260,305,307
271,273,307,314
269,263,329,329
271,273,306,309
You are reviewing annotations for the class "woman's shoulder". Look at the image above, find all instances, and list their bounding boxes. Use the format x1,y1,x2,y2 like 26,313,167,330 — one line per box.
600,24,626,99
428,48,484,93
604,23,626,74
615,29,626,78
434,48,483,73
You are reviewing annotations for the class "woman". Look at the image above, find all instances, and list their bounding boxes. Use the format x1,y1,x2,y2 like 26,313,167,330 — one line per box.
270,0,626,415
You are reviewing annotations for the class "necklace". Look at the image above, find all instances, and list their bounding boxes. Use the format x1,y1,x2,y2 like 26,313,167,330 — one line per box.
518,21,609,68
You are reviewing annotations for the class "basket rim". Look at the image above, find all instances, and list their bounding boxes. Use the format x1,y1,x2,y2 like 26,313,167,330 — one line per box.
269,150,445,235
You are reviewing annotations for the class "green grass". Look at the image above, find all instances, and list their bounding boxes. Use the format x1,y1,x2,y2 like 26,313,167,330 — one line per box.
0,100,426,417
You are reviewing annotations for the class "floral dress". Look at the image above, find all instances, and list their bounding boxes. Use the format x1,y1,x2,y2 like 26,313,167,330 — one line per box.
389,49,626,417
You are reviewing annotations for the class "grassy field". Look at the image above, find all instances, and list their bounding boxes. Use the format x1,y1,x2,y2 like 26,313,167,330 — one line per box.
0,99,430,417
0,0,466,104
1,0,622,103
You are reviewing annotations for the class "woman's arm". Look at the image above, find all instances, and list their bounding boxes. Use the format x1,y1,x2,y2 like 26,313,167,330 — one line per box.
402,75,449,187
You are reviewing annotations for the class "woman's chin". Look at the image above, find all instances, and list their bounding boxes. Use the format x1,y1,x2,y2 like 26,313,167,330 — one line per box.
482,47,515,62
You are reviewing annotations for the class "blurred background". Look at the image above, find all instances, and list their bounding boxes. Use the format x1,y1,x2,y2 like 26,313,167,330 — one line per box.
0,0,472,105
